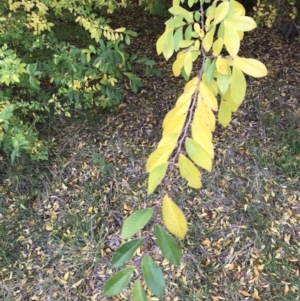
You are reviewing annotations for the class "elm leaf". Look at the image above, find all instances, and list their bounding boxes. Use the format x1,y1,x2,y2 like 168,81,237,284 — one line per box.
111,238,144,268
155,225,181,265
103,267,134,296
141,255,165,299
121,208,154,239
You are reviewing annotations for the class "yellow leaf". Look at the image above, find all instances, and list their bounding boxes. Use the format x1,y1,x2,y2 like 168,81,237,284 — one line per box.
252,288,260,300
115,27,126,32
234,56,268,78
156,27,174,60
163,113,187,136
156,27,171,55
183,77,199,94
195,101,216,132
212,38,224,56
183,52,193,77
217,22,224,39
185,138,212,172
191,124,214,158
216,56,228,74
191,114,213,141
202,26,216,52
231,0,246,16
45,222,53,231
225,16,257,31
16,236,26,242
205,15,213,31
157,132,180,148
230,65,246,106
284,283,289,295
284,233,291,244
146,145,175,172
148,163,168,195
222,90,239,112
194,39,201,50
172,51,186,77
163,29,175,60
194,23,204,38
64,272,70,281
162,195,188,239
163,99,191,129
218,99,232,127
202,75,218,95
202,238,211,246
238,290,252,297
199,82,218,111
71,279,84,289
178,154,202,188
176,89,194,106
237,30,244,40
214,2,229,25
223,21,240,56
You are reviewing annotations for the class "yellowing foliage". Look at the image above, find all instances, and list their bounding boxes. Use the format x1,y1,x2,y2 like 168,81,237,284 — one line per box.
148,0,268,196
162,195,188,239
146,0,268,251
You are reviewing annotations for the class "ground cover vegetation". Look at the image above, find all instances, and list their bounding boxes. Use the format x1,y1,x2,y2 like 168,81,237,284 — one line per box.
0,0,300,300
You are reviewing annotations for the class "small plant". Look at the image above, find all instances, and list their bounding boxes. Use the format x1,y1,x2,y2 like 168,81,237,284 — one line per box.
0,1,162,162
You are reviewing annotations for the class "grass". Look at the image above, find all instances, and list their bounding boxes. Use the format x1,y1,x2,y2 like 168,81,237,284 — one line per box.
2,94,299,300
252,111,300,178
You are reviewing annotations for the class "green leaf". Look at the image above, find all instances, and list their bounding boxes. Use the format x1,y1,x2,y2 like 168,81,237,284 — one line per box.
163,29,175,60
132,280,148,301
202,26,216,52
223,21,240,56
0,104,14,123
141,255,165,299
185,138,212,172
26,63,37,75
184,24,193,40
230,66,246,106
89,45,96,53
169,5,194,23
124,30,138,37
148,162,168,195
218,99,232,127
111,239,144,268
165,16,185,28
225,16,257,31
155,225,181,265
103,267,134,296
214,1,229,25
121,208,154,239
217,71,231,95
173,27,183,52
204,58,216,84
178,40,194,48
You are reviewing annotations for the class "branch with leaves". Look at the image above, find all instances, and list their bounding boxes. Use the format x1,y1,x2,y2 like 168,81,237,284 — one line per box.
104,0,268,299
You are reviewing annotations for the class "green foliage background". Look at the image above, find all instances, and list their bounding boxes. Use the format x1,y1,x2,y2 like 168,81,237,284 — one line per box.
0,0,161,162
